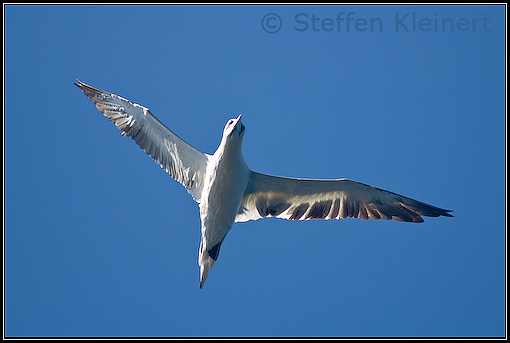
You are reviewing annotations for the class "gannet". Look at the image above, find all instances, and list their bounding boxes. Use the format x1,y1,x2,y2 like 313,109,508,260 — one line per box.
75,80,453,288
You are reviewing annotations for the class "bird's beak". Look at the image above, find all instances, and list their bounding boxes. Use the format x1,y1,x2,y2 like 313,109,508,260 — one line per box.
235,114,245,134
234,114,242,127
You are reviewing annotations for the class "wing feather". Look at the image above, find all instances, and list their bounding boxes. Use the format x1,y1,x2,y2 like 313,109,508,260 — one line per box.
236,171,453,223
75,80,209,202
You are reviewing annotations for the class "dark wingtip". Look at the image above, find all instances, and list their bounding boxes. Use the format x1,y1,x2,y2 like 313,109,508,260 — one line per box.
427,208,454,219
406,197,454,220
74,80,104,98
443,210,454,218
433,207,454,218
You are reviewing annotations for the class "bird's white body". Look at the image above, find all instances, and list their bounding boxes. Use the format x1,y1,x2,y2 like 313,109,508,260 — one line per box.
198,119,250,286
75,80,453,288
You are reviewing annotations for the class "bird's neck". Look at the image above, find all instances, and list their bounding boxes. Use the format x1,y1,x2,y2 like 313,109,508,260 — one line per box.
214,139,247,170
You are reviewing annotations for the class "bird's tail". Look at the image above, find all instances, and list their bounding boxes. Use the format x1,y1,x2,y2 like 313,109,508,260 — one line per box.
198,236,225,288
199,253,216,289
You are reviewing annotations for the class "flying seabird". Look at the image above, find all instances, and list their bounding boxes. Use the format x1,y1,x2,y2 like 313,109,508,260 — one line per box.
75,80,453,288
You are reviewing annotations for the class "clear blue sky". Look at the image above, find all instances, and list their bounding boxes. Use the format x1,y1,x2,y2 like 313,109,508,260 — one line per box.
5,5,505,338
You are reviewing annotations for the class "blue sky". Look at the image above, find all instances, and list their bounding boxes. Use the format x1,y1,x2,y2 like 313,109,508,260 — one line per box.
5,4,505,337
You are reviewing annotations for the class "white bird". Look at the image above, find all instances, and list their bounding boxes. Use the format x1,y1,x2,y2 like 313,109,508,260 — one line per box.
75,80,453,288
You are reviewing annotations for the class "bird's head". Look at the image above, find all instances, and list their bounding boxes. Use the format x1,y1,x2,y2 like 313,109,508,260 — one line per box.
223,114,245,142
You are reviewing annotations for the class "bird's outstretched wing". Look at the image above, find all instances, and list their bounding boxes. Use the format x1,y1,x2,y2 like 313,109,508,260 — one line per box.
75,80,209,202
236,171,453,223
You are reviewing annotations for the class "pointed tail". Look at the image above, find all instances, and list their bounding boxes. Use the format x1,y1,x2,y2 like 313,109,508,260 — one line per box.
199,254,216,288
198,236,224,288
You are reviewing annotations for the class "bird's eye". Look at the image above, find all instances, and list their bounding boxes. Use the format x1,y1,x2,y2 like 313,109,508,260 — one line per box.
228,120,234,126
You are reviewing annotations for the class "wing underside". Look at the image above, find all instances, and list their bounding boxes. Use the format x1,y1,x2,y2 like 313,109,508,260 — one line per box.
236,171,453,223
75,80,209,202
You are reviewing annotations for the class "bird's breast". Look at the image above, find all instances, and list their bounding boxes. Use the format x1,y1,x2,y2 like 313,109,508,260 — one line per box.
200,153,250,229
